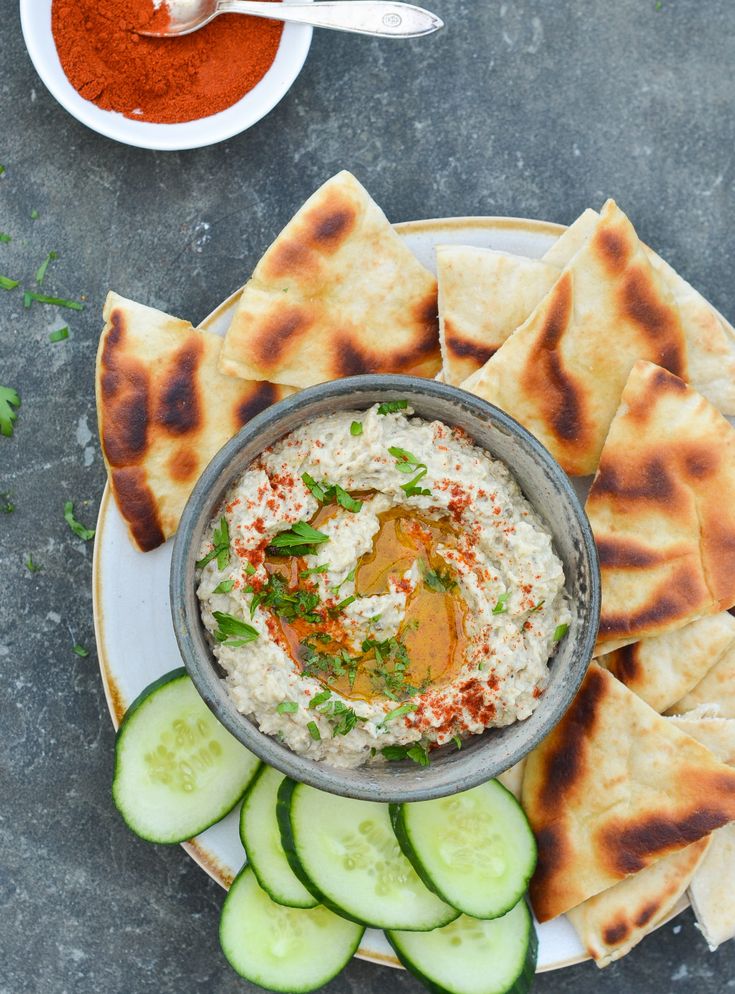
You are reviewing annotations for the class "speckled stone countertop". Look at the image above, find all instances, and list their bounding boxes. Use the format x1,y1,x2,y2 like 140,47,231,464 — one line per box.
2,2,734,992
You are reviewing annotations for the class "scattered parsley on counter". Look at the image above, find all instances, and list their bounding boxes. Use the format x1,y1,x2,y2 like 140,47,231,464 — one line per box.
25,554,42,573
72,644,90,658
377,400,408,415
30,209,39,220
0,386,21,437
0,233,11,243
0,275,19,291
63,500,96,541
23,291,84,311
1,492,14,513
35,251,58,285
49,327,69,343
0,166,5,176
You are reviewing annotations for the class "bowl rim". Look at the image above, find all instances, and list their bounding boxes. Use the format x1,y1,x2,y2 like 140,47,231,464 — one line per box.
170,374,601,802
19,0,313,151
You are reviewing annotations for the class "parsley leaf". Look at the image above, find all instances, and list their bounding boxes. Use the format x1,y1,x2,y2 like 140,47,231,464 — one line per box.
382,742,430,765
422,565,457,593
492,592,509,615
1,492,13,513
212,611,259,647
35,251,58,285
350,420,363,436
307,720,321,741
64,500,95,541
269,520,330,557
23,291,83,311
0,386,20,437
309,689,332,710
453,735,462,750
212,578,235,594
300,563,330,578
388,447,431,497
276,701,298,714
377,400,409,415
25,554,42,573
0,275,19,291
553,623,570,641
196,516,229,570
383,702,417,723
73,644,89,658
0,233,11,243
301,474,363,513
49,327,69,343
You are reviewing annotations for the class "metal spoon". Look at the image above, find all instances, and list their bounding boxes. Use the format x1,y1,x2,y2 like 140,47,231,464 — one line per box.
139,0,444,39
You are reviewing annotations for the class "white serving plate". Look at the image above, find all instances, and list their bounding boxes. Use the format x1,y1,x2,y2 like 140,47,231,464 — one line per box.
92,214,689,972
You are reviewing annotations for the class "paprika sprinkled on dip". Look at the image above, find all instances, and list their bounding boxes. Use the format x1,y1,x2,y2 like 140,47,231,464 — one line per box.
51,0,283,124
196,402,572,768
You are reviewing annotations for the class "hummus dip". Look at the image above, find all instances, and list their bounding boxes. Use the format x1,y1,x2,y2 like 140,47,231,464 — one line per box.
196,402,571,768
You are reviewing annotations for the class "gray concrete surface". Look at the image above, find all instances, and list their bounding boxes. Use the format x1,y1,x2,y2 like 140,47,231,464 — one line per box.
1,1,734,992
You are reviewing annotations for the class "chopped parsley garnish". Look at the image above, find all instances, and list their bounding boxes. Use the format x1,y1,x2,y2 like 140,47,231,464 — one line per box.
335,594,356,611
300,563,330,578
309,689,332,709
422,565,457,593
388,446,431,498
529,600,544,613
23,291,83,311
212,611,259,647
301,473,363,513
64,500,95,540
492,592,510,615
377,400,409,415
0,233,11,243
73,644,89,658
307,721,321,741
383,702,417,723
269,520,330,557
49,327,69,343
350,420,363,436
319,699,365,736
25,554,42,573
35,251,58,285
361,635,419,700
196,516,229,570
259,572,322,624
301,643,359,688
553,623,570,641
244,561,256,575
276,701,298,714
1,492,13,513
0,275,19,291
212,578,235,594
382,743,430,766
0,386,20,437
453,735,462,750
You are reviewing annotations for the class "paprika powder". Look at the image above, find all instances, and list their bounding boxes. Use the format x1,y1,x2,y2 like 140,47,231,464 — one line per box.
51,0,284,124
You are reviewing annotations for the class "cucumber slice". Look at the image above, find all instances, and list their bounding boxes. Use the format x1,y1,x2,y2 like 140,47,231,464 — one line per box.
391,780,537,919
240,766,318,909
112,668,261,844
220,865,364,992
278,779,459,931
387,900,538,994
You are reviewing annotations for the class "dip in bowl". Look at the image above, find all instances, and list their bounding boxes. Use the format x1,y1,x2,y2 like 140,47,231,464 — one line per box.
171,376,600,802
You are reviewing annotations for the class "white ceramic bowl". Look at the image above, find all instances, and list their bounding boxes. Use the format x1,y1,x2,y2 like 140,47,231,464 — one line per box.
20,0,312,151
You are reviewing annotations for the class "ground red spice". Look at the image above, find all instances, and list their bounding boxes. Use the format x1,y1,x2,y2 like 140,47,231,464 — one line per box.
51,0,283,124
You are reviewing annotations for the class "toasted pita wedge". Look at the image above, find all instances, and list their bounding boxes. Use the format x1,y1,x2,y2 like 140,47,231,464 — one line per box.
522,664,735,923
602,613,735,713
669,644,735,719
587,360,735,649
543,208,735,414
566,838,710,968
669,711,735,950
96,292,293,552
496,758,527,802
218,171,440,388
436,246,558,386
461,200,688,475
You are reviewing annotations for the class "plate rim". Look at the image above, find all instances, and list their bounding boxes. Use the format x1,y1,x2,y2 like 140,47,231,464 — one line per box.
91,212,684,974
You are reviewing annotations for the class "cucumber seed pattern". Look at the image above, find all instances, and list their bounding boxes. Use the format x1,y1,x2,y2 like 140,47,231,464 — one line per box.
144,716,224,792
335,818,421,896
437,794,507,876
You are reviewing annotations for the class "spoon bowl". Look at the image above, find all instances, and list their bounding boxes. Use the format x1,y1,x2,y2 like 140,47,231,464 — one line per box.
142,0,444,39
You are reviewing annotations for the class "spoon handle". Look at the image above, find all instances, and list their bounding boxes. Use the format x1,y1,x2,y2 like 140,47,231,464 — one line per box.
215,0,443,38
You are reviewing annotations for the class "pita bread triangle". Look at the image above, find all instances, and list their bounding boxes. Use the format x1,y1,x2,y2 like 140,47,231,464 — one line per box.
566,838,710,967
436,245,558,386
587,359,735,649
522,663,735,923
96,292,294,552
461,200,689,475
668,643,735,719
218,171,441,388
543,208,735,415
602,612,735,713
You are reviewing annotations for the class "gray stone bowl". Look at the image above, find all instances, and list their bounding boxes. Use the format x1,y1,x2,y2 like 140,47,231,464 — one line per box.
170,375,600,803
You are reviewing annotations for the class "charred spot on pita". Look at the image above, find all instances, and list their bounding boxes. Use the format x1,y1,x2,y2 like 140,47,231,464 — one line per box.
157,339,203,436
251,309,311,367
99,312,151,466
602,920,630,946
310,203,357,248
620,268,686,376
168,446,199,483
606,643,640,685
594,225,631,275
235,383,279,428
111,466,165,552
